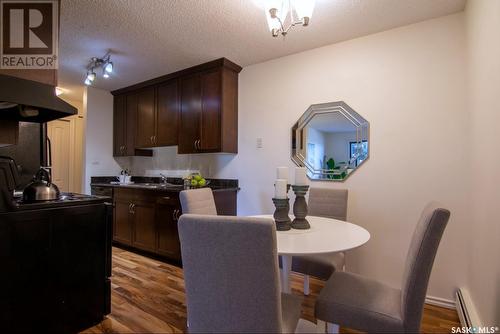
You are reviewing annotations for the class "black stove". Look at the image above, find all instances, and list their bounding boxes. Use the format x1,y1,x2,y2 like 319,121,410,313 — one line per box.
12,192,110,211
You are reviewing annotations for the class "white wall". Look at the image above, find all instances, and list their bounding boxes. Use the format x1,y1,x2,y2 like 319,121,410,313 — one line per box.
220,13,470,303
325,131,357,164
465,0,500,325
305,127,326,170
83,86,122,194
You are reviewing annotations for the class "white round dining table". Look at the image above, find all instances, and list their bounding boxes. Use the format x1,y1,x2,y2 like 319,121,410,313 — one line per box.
251,215,370,293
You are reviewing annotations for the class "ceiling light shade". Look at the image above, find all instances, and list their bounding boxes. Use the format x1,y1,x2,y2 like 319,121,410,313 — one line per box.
265,0,289,32
87,71,96,82
103,71,110,79
84,78,92,86
104,62,113,73
293,0,315,21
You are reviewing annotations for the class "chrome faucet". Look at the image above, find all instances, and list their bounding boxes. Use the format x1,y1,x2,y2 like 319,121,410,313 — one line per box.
159,173,168,184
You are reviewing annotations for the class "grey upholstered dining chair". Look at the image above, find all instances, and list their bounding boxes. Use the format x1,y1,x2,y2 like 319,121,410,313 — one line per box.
179,188,217,215
315,203,451,333
178,214,303,333
292,188,348,295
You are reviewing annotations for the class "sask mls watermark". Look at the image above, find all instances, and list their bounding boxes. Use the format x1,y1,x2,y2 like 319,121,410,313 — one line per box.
0,0,58,69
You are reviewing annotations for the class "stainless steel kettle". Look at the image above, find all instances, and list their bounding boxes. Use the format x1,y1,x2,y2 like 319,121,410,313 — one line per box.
23,168,60,202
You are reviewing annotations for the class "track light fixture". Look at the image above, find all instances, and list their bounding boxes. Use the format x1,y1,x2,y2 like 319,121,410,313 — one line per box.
84,52,113,85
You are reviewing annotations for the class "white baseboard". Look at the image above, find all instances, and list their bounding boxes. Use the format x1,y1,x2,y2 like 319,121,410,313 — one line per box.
425,295,456,309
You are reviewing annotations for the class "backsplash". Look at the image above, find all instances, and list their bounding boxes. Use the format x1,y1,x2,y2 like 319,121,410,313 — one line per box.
114,146,224,177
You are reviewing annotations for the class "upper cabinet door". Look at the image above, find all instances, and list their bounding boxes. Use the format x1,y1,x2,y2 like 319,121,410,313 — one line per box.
178,74,202,154
156,80,179,147
125,93,139,156
113,95,126,156
135,88,156,148
200,69,222,151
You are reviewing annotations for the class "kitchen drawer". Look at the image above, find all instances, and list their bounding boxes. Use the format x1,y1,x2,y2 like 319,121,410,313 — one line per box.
156,194,180,206
91,186,113,197
113,188,159,202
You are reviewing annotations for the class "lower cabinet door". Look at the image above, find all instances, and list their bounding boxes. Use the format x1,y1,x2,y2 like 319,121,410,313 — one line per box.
114,199,132,245
156,204,181,261
131,202,156,252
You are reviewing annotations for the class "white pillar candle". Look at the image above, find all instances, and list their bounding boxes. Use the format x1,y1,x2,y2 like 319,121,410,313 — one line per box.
275,179,288,199
277,167,289,183
295,167,308,185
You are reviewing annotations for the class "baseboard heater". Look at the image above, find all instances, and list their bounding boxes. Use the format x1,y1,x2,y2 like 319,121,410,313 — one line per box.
456,288,480,328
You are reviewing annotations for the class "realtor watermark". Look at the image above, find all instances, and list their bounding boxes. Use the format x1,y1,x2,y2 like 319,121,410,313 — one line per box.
452,326,499,333
0,0,58,69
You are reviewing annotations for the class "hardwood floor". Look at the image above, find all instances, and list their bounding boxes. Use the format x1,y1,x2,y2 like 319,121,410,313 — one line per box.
83,247,460,333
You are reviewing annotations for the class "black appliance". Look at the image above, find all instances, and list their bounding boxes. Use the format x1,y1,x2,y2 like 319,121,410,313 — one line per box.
0,198,113,333
0,74,77,123
0,156,112,333
0,122,48,189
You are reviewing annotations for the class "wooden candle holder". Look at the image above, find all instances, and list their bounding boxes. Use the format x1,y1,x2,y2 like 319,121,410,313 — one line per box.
291,185,310,229
272,198,291,231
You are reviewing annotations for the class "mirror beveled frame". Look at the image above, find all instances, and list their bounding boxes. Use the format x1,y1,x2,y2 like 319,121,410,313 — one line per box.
291,101,370,182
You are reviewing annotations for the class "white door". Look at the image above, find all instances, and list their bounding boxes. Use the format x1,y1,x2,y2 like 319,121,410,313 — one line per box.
48,119,71,192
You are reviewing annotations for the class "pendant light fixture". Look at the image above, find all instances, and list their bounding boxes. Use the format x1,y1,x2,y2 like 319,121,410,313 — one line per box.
265,0,315,37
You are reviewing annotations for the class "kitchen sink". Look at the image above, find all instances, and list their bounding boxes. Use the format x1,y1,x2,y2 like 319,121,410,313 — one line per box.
128,183,183,189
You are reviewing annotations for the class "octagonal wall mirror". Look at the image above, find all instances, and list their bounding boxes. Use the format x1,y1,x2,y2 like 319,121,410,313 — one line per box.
291,101,369,181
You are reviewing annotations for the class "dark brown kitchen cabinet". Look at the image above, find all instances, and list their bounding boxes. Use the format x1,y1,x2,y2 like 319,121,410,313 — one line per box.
113,93,152,157
112,58,241,154
178,74,202,153
178,66,239,154
109,186,237,263
135,80,180,148
135,88,156,148
112,188,182,261
131,201,156,252
113,199,133,245
156,80,179,146
113,94,126,156
156,202,181,261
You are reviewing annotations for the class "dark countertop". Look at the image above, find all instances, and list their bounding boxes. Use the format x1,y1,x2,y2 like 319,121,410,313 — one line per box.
90,176,239,193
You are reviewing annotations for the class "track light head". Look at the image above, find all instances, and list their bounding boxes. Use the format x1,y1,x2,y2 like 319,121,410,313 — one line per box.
104,62,113,73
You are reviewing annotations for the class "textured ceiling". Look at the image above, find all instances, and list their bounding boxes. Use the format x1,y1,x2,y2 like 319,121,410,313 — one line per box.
58,0,465,101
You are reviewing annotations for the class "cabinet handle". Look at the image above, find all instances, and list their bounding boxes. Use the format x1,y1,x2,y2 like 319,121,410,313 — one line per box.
150,136,154,145
193,140,197,150
154,135,157,145
130,203,136,215
172,209,181,221
128,203,132,214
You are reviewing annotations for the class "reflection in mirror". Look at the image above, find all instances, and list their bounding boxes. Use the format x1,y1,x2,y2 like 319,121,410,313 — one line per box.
291,101,369,181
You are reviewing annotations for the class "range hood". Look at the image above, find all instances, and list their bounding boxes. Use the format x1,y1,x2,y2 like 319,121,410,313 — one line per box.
0,75,77,123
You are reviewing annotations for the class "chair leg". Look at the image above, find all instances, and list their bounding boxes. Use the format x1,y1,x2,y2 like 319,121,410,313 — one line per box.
303,275,310,295
316,320,326,333
326,323,339,334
